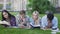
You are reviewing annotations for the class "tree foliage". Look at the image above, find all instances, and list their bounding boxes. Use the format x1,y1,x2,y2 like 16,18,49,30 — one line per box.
27,0,55,13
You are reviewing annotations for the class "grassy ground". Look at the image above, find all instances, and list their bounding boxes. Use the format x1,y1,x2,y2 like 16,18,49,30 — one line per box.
0,12,60,34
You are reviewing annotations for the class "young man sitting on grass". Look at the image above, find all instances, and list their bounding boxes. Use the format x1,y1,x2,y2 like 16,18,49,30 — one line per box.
41,12,58,30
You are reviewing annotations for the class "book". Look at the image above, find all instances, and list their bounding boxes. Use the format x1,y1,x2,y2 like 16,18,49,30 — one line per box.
33,25,40,27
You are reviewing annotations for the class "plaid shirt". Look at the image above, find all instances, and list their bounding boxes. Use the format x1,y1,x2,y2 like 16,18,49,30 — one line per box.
16,14,31,27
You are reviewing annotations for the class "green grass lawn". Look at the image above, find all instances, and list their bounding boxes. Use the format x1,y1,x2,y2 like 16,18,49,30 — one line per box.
0,12,60,34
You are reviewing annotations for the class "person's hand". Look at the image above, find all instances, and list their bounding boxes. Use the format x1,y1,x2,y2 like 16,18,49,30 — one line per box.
44,27,51,30
20,25,25,28
47,23,52,28
47,20,52,28
0,21,10,25
21,22,25,25
3,21,10,25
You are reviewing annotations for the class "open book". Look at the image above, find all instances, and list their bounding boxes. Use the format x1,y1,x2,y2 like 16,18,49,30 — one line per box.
33,25,40,27
0,20,10,25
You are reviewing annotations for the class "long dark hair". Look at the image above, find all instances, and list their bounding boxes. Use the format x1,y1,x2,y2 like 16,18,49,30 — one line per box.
2,10,14,21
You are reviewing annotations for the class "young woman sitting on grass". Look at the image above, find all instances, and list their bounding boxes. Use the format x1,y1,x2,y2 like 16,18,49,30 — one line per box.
1,10,17,28
30,11,41,28
16,10,31,29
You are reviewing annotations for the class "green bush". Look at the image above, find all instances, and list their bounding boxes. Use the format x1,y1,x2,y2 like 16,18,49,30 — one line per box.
27,0,55,14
